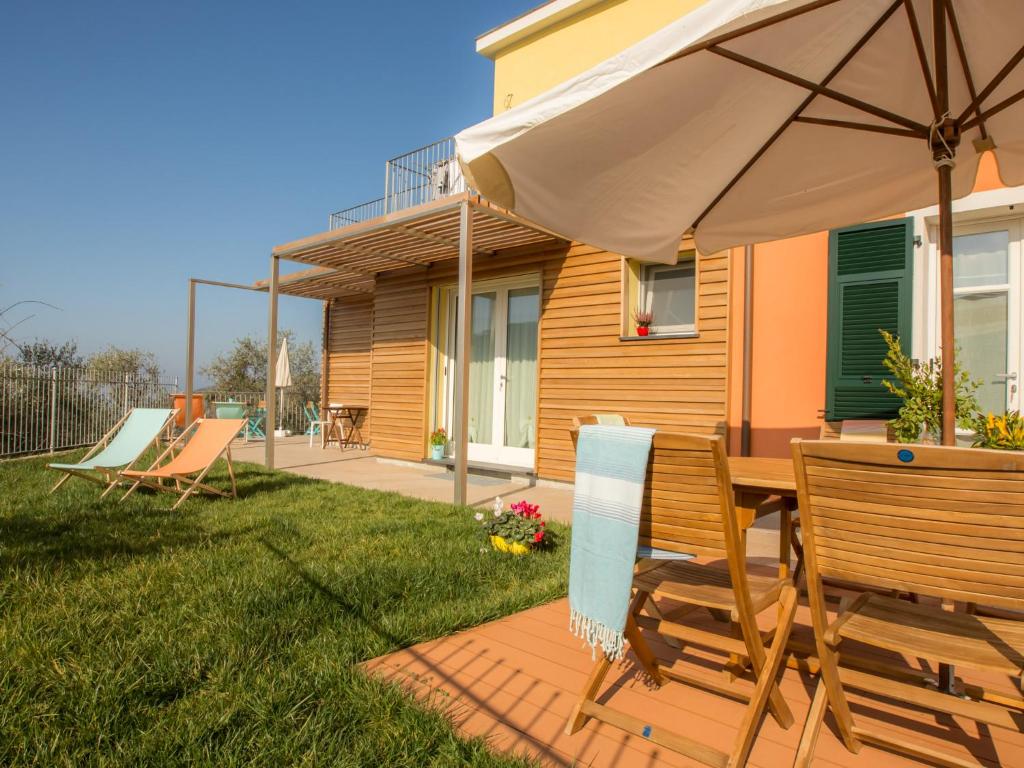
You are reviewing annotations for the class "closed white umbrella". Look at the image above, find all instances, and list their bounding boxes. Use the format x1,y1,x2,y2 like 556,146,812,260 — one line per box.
274,336,292,432
457,0,1024,442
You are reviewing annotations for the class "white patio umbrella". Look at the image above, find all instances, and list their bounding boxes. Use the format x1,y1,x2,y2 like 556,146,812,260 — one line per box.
274,336,293,433
457,0,1024,444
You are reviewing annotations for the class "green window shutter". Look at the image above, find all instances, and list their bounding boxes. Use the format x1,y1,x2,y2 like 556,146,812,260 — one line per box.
825,219,913,421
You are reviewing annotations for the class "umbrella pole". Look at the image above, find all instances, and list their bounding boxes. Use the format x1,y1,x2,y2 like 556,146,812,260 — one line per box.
933,0,957,448
937,164,956,447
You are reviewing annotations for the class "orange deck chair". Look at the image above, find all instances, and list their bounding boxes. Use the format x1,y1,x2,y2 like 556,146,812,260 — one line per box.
119,418,245,510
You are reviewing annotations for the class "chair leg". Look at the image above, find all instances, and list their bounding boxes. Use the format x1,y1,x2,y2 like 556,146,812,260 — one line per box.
728,585,798,768
625,594,663,685
226,448,237,498
793,677,829,768
565,653,613,736
816,639,861,753
50,473,72,494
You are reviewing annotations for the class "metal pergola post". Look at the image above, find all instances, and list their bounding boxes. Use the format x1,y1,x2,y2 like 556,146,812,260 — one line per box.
185,279,197,427
453,200,473,506
265,255,280,470
185,277,267,430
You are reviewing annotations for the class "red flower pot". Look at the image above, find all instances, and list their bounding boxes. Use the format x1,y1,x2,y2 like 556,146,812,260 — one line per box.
636,326,650,336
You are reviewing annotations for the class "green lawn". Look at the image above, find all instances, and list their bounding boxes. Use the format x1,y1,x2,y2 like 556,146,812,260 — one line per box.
0,452,570,766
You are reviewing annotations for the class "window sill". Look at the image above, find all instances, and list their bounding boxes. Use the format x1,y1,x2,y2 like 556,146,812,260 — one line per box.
619,331,699,342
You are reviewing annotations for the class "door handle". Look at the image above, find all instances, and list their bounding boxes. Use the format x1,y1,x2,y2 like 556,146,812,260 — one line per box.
994,372,1018,381
861,376,873,384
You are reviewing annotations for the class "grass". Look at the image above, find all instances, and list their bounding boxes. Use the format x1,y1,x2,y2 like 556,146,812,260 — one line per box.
0,451,570,766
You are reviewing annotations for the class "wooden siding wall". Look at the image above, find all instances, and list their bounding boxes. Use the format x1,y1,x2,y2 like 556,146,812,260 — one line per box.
537,244,730,481
369,270,430,459
323,243,730,479
326,295,373,440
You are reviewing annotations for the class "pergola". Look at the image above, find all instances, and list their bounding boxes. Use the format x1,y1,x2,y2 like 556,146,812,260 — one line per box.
185,192,566,505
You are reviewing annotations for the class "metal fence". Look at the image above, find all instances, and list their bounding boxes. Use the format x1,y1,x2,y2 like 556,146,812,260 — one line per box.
327,136,467,229
0,364,178,458
0,366,320,460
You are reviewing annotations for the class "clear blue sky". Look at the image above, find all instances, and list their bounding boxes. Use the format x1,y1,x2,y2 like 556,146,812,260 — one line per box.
0,0,537,383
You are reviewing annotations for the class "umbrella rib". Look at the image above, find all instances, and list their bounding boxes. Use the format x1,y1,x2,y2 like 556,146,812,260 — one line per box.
943,0,987,140
793,116,921,138
708,45,929,135
690,0,905,232
901,0,939,117
962,86,1024,132
956,41,1024,125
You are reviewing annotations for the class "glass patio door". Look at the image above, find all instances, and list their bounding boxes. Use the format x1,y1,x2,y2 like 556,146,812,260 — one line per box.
946,221,1021,415
438,277,539,468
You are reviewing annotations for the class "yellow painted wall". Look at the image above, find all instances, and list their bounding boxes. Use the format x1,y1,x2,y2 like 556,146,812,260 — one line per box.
489,0,707,114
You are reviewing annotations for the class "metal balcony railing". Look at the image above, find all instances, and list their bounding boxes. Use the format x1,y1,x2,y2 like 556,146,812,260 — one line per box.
328,137,466,230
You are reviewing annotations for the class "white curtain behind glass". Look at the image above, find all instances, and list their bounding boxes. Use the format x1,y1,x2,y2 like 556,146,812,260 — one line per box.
469,293,496,444
504,288,539,448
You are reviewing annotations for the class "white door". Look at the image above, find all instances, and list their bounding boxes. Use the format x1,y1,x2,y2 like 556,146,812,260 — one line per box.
438,276,540,468
931,219,1021,415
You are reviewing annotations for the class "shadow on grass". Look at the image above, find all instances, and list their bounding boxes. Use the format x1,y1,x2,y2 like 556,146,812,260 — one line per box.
260,536,406,649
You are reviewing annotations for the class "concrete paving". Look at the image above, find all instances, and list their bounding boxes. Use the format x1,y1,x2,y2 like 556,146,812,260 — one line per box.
230,436,787,562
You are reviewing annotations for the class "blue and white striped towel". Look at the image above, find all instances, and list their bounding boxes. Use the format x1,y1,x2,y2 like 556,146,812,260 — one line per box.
568,425,656,660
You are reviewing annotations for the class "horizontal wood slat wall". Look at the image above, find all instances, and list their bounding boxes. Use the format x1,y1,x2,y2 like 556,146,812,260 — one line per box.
537,244,729,481
370,270,430,459
322,242,730,478
327,295,373,441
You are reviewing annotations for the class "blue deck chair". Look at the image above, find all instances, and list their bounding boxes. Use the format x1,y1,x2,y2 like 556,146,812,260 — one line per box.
48,407,177,498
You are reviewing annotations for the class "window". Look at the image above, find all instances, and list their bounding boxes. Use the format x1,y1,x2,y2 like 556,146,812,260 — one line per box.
639,258,696,334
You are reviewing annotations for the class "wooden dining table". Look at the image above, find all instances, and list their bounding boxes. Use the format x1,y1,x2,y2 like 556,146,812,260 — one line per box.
728,456,798,579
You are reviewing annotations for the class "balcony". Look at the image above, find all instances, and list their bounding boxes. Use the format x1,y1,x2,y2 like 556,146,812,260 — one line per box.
328,137,467,230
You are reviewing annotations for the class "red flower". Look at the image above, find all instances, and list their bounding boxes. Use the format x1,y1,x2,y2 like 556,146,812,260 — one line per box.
533,531,544,542
539,521,545,526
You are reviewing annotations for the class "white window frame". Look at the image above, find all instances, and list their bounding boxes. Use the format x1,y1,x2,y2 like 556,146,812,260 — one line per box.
639,257,697,335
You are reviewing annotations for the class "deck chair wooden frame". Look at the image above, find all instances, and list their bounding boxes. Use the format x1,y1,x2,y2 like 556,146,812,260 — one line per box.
566,430,798,768
118,418,241,511
791,439,1024,768
49,408,177,499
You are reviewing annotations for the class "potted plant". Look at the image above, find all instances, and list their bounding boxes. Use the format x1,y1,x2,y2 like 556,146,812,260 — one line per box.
429,427,447,460
972,411,1024,451
879,329,979,443
633,309,653,336
476,497,549,555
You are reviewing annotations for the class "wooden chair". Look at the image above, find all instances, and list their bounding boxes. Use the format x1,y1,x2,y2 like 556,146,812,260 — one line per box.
566,430,798,768
788,420,897,584
572,413,632,427
791,439,1024,768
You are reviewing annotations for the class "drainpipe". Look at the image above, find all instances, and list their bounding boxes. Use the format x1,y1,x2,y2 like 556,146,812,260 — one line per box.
740,245,754,457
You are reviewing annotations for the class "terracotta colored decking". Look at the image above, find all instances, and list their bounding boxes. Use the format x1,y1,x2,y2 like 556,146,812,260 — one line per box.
365,598,1024,768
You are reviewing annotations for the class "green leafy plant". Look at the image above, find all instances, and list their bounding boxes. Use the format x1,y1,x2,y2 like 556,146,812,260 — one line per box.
972,411,1024,450
429,427,448,447
879,329,980,444
476,498,552,549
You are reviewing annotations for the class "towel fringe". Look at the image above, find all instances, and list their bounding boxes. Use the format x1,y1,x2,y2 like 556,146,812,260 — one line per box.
569,607,626,661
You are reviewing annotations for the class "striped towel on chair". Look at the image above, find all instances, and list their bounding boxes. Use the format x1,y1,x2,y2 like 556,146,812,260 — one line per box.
568,424,656,660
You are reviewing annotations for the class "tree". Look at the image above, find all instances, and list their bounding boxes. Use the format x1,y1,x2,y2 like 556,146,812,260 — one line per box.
16,339,83,367
86,346,162,382
201,331,320,404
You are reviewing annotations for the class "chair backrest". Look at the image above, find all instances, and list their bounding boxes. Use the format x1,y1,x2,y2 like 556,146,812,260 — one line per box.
214,402,248,420
570,428,739,562
792,439,1024,612
92,408,175,468
163,418,246,476
820,419,892,442
573,414,631,428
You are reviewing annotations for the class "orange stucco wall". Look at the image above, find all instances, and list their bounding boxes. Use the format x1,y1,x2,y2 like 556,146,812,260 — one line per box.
727,151,1004,458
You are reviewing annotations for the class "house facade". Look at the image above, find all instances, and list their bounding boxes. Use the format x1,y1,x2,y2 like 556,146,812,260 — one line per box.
286,0,1021,480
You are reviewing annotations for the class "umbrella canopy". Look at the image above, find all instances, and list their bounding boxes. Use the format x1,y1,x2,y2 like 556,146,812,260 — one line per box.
275,336,293,389
457,0,1024,442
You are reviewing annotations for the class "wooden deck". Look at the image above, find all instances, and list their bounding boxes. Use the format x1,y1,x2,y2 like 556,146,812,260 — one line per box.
365,598,1024,767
